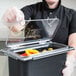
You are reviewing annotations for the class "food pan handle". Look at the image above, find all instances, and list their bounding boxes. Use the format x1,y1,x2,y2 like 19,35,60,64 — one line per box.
0,49,19,59
32,47,74,60
0,49,5,56
0,49,32,61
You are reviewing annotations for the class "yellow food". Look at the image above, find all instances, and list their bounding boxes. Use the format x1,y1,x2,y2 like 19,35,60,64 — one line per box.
25,49,39,56
48,48,53,51
42,49,47,52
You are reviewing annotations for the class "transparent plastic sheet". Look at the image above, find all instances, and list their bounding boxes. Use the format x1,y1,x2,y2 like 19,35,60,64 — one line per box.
41,18,60,38
5,18,60,47
0,18,74,61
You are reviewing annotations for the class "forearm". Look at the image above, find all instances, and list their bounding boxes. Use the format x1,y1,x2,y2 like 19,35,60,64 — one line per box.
67,33,76,56
67,33,76,65
62,33,76,76
68,33,76,48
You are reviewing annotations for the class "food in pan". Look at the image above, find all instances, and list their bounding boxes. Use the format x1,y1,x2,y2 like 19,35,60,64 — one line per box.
25,49,39,56
20,53,28,56
20,48,53,57
20,49,39,56
48,48,53,51
42,49,47,52
42,48,53,52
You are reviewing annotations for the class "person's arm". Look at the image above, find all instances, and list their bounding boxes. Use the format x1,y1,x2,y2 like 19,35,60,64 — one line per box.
2,7,25,32
2,5,34,32
62,9,76,76
66,10,76,66
67,33,76,63
68,33,76,52
62,33,76,76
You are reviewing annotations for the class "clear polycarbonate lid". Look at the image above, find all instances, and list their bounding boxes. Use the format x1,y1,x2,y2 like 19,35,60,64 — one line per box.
6,18,60,48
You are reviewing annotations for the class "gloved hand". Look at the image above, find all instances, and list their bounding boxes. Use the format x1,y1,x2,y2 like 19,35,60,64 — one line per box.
2,7,25,32
62,50,76,76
